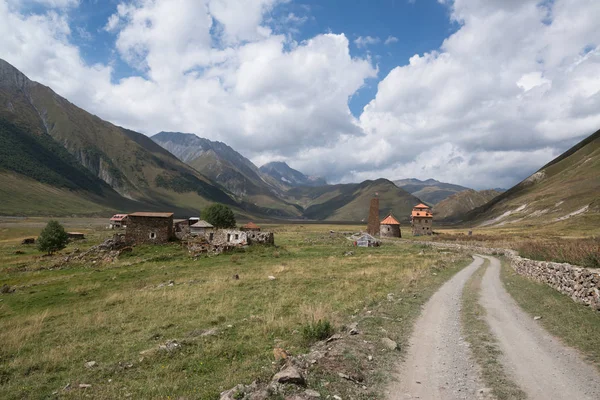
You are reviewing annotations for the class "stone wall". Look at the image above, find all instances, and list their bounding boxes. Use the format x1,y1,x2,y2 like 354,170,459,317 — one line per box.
380,224,401,238
412,218,432,236
414,241,600,311
126,216,173,244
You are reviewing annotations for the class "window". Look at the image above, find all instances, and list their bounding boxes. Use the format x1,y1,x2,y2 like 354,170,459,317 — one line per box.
149,232,157,239
235,234,239,240
227,234,231,242
209,233,214,241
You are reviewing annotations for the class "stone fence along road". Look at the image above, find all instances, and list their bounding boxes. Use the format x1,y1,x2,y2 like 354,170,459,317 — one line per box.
415,240,600,311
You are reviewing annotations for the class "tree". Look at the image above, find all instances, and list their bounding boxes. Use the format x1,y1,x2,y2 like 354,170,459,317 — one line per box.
203,204,237,229
37,220,69,255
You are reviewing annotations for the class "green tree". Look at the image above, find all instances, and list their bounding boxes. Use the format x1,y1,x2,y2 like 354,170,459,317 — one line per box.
37,220,69,255
203,204,237,229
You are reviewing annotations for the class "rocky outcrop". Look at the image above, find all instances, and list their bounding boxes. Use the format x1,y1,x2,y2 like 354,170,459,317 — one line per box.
417,241,600,311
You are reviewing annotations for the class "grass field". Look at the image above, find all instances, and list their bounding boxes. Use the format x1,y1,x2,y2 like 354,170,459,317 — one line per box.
0,221,471,399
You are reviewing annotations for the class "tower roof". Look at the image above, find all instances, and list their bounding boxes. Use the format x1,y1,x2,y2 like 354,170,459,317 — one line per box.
381,214,400,225
414,203,430,209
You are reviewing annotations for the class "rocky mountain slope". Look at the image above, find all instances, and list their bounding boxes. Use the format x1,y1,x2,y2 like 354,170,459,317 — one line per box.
465,129,600,231
259,161,327,188
0,58,234,215
433,189,501,221
151,132,302,217
394,178,470,205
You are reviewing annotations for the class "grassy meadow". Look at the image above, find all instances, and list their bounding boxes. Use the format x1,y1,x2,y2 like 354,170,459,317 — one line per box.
0,219,471,399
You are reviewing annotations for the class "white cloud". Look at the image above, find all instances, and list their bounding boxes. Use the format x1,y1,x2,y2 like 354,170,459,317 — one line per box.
354,35,380,48
384,35,398,45
0,0,599,190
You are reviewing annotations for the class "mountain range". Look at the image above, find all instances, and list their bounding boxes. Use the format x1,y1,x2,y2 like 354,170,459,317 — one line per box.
1,57,597,229
0,59,420,220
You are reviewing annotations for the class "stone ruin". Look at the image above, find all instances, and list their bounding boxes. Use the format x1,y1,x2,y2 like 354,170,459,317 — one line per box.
366,197,380,236
184,229,275,256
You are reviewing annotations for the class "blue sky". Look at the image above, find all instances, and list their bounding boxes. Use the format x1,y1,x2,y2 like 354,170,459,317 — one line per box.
1,0,599,189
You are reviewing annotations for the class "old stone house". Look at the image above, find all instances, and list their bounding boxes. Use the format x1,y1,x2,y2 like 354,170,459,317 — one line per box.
190,220,215,239
109,214,128,229
411,203,433,236
380,214,401,238
126,212,174,244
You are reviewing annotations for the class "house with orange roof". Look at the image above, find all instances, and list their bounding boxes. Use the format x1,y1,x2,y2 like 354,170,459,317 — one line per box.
380,213,401,238
240,222,261,232
411,203,433,236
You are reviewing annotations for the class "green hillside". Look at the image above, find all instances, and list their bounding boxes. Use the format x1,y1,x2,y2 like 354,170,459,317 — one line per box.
0,58,237,216
299,179,422,222
394,178,470,205
433,189,501,221
465,129,600,233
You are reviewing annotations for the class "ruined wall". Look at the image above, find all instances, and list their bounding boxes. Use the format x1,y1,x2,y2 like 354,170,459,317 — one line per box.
380,224,401,238
126,216,173,244
415,241,600,311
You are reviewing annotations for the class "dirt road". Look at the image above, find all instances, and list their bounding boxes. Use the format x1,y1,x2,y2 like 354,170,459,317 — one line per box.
387,255,600,400
387,256,488,399
479,255,600,400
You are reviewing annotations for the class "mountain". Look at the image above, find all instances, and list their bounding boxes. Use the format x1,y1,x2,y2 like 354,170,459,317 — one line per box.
0,58,234,215
394,178,471,205
291,179,422,222
433,189,502,221
151,132,302,217
465,129,600,231
259,161,327,188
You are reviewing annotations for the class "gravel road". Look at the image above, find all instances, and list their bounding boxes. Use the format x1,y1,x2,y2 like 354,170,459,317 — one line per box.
387,256,489,399
479,255,600,400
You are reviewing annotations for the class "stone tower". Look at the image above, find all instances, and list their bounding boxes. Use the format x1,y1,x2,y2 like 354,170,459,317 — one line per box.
367,197,380,236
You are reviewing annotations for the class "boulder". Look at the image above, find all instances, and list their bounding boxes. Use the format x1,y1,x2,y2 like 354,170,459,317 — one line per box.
272,366,305,385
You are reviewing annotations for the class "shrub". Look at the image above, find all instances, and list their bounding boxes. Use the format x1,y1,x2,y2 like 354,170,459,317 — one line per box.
301,319,334,343
37,220,69,255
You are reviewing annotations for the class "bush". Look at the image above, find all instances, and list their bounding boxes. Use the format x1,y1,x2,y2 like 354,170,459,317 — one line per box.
37,220,69,255
301,319,334,343
203,204,236,229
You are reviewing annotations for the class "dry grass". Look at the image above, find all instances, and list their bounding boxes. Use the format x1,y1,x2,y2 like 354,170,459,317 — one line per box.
0,222,471,399
515,237,600,268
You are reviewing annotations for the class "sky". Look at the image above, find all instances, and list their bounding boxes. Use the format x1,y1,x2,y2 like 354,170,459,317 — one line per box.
1,0,599,189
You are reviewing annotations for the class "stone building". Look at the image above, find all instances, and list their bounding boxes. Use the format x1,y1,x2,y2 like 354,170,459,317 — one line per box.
190,220,214,238
411,203,433,236
126,212,174,244
240,222,261,232
380,214,401,238
109,214,128,229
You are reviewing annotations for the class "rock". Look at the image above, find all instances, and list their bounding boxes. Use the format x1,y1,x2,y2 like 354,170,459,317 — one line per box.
21,238,35,245
84,361,97,369
333,396,342,400
304,389,321,398
249,390,269,400
78,384,92,389
272,366,305,385
268,276,276,280
387,293,394,301
367,355,373,361
1,284,15,294
159,340,180,352
534,316,542,321
326,334,342,343
344,251,354,256
381,337,399,351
